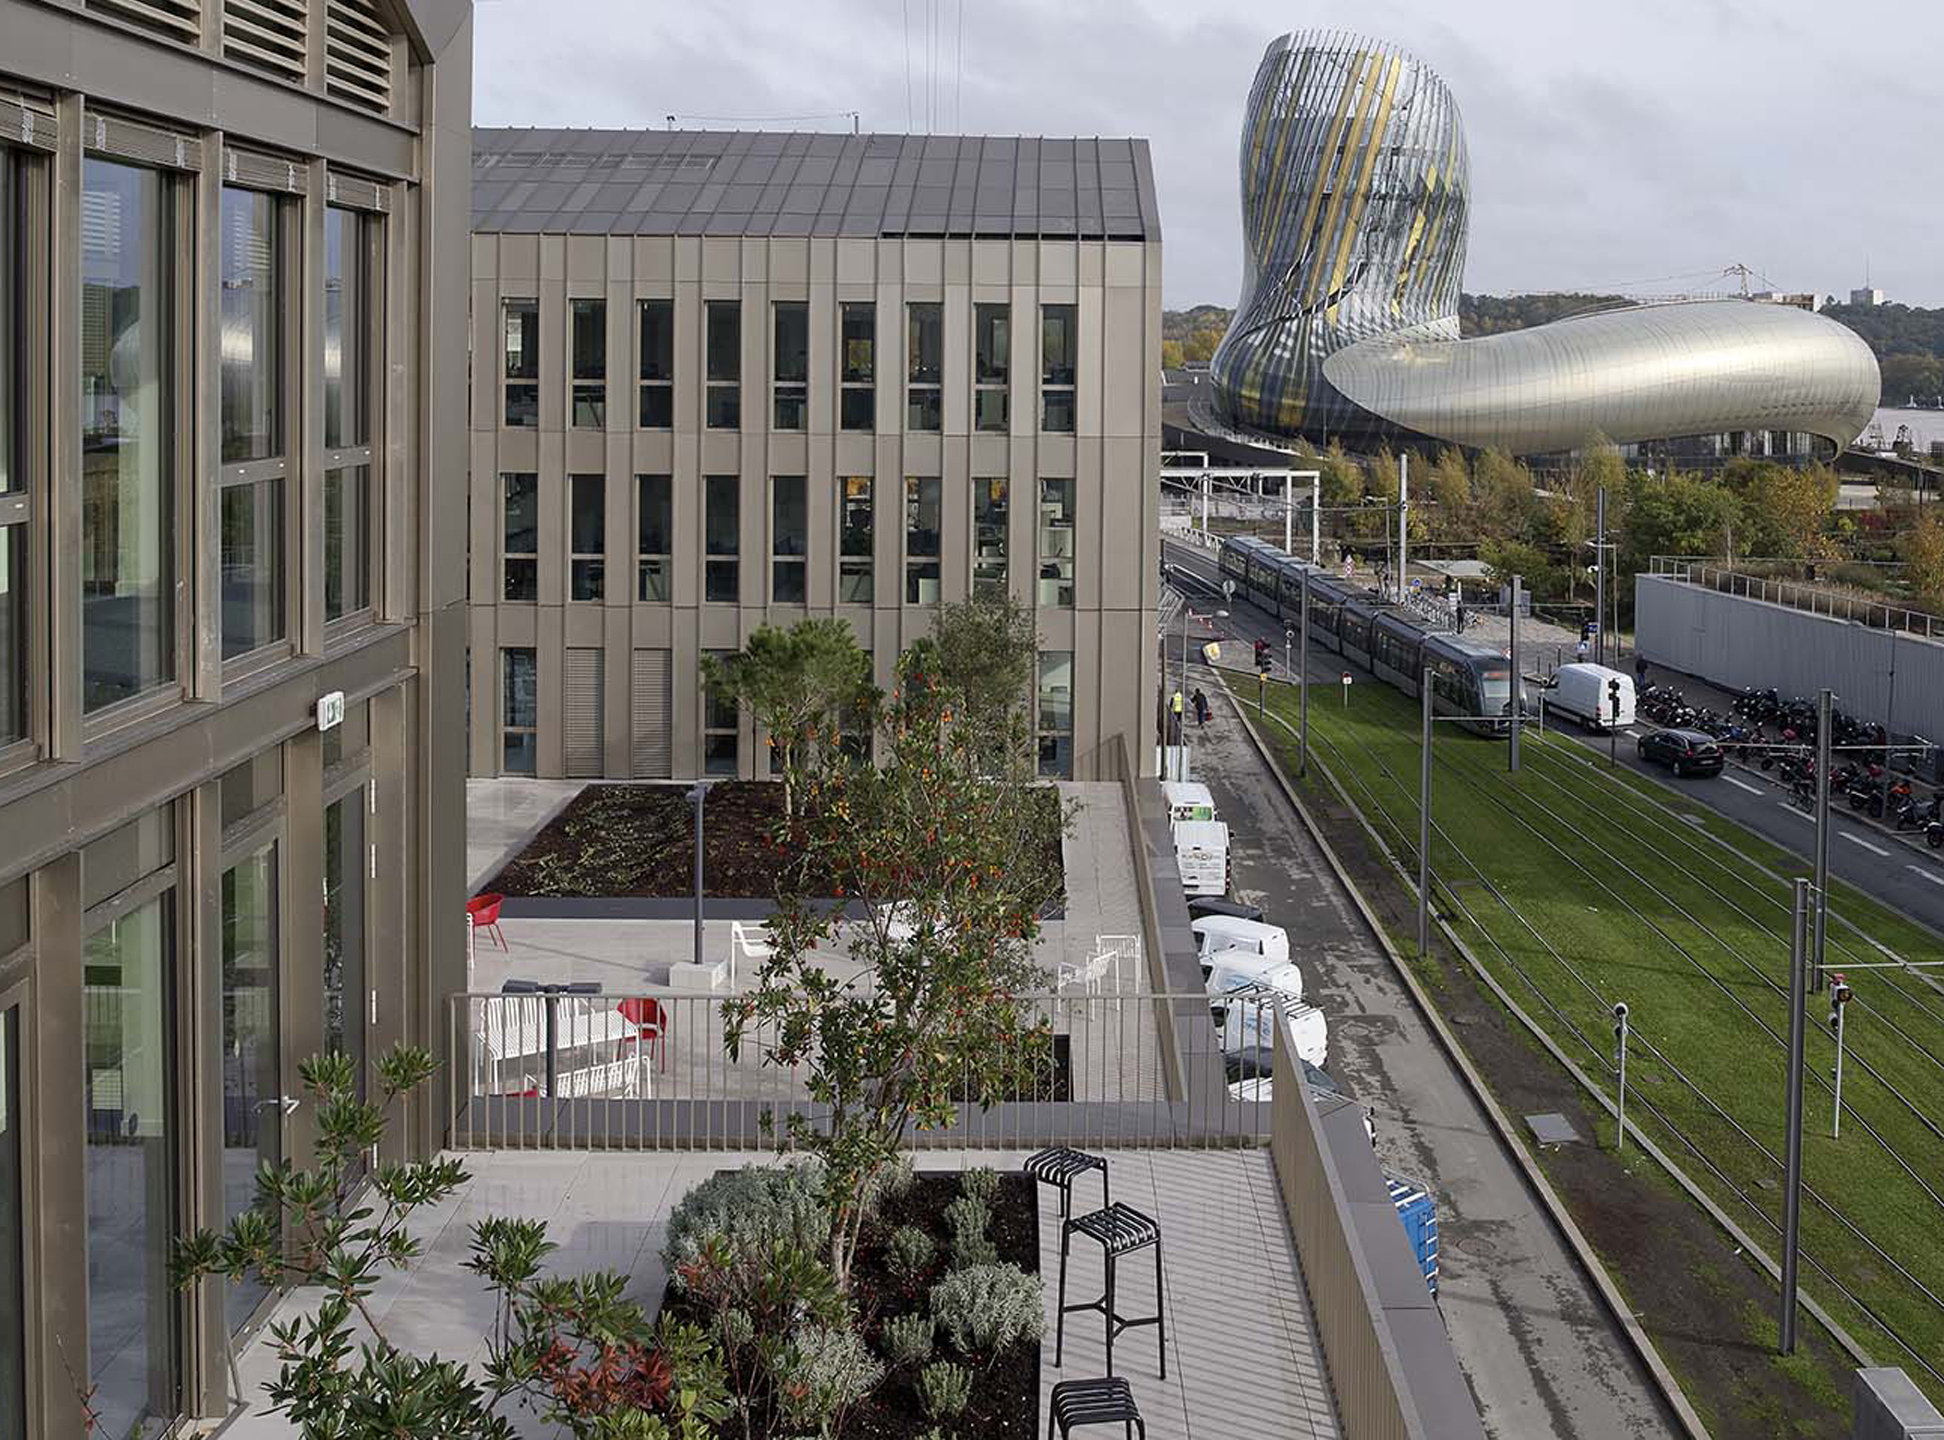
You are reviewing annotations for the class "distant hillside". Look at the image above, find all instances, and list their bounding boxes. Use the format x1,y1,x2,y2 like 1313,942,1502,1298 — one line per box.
1459,292,1630,334
1823,303,1944,405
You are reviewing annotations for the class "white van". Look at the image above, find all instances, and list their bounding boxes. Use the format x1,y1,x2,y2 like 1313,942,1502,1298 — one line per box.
1214,979,1327,1066
1546,663,1635,732
1192,915,1289,966
1163,781,1217,824
1205,954,1305,1006
1172,820,1231,898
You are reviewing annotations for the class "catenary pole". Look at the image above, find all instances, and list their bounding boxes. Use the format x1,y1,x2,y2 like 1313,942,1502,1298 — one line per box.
1285,477,1293,556
1813,688,1832,992
1419,667,1433,956
1781,877,1810,1355
1311,484,1321,565
1509,574,1522,773
1595,485,1607,666
1398,453,1410,603
1299,576,1311,778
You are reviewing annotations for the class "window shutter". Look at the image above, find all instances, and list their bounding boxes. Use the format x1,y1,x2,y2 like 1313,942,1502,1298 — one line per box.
223,0,310,85
563,649,605,778
224,145,306,194
86,0,201,46
325,167,390,214
324,0,396,115
85,107,202,172
631,650,672,779
0,88,56,153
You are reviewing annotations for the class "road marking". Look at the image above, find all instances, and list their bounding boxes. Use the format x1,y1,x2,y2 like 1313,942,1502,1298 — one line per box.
1624,729,1643,739
1724,775,1763,795
1908,866,1944,889
1842,832,1891,857
1777,803,1811,821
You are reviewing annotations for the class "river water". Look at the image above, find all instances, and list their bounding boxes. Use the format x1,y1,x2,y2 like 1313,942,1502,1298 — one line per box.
1871,406,1944,450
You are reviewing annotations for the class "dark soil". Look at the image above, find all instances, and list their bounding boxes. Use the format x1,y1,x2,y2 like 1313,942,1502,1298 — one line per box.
1294,768,1855,1438
663,1171,1042,1440
485,781,1065,904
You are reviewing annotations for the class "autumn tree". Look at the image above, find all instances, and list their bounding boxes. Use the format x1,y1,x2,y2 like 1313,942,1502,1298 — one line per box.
1424,446,1473,542
704,619,874,816
1901,509,1944,615
909,587,1039,759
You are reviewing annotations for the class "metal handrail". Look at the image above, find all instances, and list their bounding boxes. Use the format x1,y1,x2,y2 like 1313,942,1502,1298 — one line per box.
1653,560,1941,639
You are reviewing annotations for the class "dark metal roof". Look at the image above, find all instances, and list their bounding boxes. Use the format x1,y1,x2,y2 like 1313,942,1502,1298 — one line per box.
471,128,1159,241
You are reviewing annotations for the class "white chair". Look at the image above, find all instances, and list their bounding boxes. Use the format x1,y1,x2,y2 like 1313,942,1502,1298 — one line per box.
1057,946,1114,995
1096,934,1142,993
729,920,774,987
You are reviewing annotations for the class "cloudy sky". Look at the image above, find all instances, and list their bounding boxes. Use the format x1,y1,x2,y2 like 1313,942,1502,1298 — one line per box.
474,0,1941,309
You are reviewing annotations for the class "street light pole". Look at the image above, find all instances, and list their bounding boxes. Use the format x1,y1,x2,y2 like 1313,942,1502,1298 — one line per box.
1595,486,1607,667
1299,579,1311,778
1398,453,1410,604
1285,477,1293,556
688,783,708,972
1831,974,1852,1140
1613,1002,1630,1153
1509,574,1523,773
1419,667,1433,956
1813,688,1832,993
1780,877,1810,1355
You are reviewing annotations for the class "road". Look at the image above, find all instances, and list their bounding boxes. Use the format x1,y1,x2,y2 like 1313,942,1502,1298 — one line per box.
1183,676,1675,1437
1163,537,1944,942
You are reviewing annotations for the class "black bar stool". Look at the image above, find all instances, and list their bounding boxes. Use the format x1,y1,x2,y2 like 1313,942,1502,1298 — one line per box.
1057,1201,1165,1379
1048,1377,1145,1440
1025,1146,1108,1220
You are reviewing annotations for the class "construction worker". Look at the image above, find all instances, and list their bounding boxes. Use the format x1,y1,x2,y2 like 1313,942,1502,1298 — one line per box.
1169,689,1185,743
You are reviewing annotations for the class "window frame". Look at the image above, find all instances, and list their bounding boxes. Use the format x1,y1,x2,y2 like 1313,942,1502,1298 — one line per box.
770,474,807,605
703,474,740,603
1037,649,1075,777
839,301,875,431
569,297,606,429
568,472,604,602
502,296,539,428
973,476,1008,596
0,145,39,772
501,471,538,603
705,300,741,430
635,473,671,603
906,301,942,432
838,475,873,605
1038,476,1076,608
1041,303,1077,434
974,302,1009,433
772,300,807,431
323,203,382,631
501,646,538,775
637,298,673,429
904,475,941,605
702,647,739,776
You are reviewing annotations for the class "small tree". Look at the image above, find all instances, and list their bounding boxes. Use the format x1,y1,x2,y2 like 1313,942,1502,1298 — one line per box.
722,650,1064,1292
913,587,1040,748
703,619,873,816
1902,509,1944,615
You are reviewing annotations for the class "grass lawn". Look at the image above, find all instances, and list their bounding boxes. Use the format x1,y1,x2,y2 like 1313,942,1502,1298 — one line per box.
1242,668,1944,1401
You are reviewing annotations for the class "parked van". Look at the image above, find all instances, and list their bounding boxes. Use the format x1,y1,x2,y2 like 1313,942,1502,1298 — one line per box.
1214,978,1327,1066
1163,781,1217,823
1192,915,1290,966
1205,954,1305,1007
1172,820,1231,898
1545,663,1635,732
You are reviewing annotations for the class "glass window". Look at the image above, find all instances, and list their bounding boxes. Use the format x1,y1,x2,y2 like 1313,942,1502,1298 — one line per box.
975,303,1009,432
502,472,537,602
905,475,941,604
569,473,604,602
703,648,738,775
772,475,806,604
1038,477,1075,607
220,479,284,658
636,473,671,602
840,301,875,430
705,300,740,429
1041,304,1076,433
220,187,280,464
503,297,538,427
704,474,739,603
219,847,278,1334
323,791,366,1094
501,647,537,773
84,892,180,1440
906,302,941,431
1,1004,23,1440
570,298,605,428
773,301,807,431
82,159,175,712
218,749,282,829
323,207,368,450
638,299,673,428
839,476,873,604
0,151,19,747
1038,650,1074,778
324,464,370,621
974,477,1008,595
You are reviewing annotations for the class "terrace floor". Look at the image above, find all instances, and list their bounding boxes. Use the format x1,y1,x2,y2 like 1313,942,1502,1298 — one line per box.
219,1148,1340,1440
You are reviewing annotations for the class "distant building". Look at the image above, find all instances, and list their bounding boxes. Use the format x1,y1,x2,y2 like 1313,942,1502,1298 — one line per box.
1851,287,1886,307
1751,291,1825,312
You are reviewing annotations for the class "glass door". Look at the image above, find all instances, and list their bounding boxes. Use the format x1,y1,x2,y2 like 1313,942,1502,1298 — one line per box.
323,792,366,1097
219,846,278,1333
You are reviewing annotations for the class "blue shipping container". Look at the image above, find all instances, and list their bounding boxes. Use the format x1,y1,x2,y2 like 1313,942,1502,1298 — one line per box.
1387,1175,1440,1298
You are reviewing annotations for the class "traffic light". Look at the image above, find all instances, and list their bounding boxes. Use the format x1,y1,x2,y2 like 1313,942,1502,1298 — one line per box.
1254,638,1271,673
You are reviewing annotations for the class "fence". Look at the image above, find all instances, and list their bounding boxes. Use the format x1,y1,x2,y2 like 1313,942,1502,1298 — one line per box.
1651,556,1941,638
445,987,1274,1153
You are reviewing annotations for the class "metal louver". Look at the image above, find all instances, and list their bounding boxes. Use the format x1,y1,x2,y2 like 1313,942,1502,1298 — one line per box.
563,650,605,778
631,650,672,779
324,0,395,114
86,0,201,45
223,0,310,84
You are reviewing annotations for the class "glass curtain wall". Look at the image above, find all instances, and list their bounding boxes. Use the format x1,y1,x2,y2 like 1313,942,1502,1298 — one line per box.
323,206,371,621
218,848,278,1332
81,158,174,712
219,187,285,659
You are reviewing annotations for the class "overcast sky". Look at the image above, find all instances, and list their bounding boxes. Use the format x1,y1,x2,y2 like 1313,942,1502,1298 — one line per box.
475,0,1942,309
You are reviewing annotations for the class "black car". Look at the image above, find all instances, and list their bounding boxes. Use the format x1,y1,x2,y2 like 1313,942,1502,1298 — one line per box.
1638,728,1724,777
1187,895,1266,925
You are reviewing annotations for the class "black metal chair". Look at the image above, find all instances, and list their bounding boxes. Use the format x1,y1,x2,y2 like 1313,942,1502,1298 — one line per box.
1047,1376,1145,1440
1025,1146,1108,1220
1057,1201,1165,1379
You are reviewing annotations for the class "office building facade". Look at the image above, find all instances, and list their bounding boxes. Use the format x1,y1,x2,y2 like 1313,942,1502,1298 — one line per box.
467,128,1163,783
0,1,472,1435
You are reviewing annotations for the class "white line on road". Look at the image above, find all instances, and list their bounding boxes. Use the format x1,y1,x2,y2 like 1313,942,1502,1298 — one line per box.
1842,832,1892,857
1724,775,1763,795
1777,803,1811,821
1908,866,1944,889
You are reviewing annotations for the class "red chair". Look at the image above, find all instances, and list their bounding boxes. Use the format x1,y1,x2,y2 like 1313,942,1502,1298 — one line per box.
466,893,508,950
618,997,670,1072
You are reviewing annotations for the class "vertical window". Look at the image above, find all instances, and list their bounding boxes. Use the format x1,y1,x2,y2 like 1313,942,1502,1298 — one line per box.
1038,477,1076,607
0,150,26,745
636,473,671,601
637,299,672,427
974,477,1008,595
906,302,942,431
772,475,807,603
974,303,1009,432
570,298,606,427
840,301,875,430
905,476,941,604
704,474,740,603
569,474,604,601
703,648,739,775
839,476,873,604
324,206,373,622
219,186,287,661
705,300,740,429
1,1002,23,1440
503,297,538,426
773,301,807,430
1041,304,1076,433
502,472,537,601
82,158,175,712
323,790,366,1094
218,845,278,1333
502,647,537,773
1037,650,1074,777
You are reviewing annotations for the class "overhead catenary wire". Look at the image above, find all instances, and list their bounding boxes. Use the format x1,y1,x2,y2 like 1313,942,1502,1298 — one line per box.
902,0,914,132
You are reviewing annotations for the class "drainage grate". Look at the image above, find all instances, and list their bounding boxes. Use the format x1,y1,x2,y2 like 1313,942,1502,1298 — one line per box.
1526,1112,1583,1146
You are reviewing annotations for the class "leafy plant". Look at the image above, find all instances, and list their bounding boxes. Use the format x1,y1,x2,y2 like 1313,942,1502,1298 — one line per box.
886,1225,937,1287
942,1195,990,1243
878,1313,934,1367
916,1361,972,1422
702,619,875,818
773,1325,884,1439
947,1233,998,1271
663,1160,832,1281
928,1263,1045,1363
959,1167,1000,1206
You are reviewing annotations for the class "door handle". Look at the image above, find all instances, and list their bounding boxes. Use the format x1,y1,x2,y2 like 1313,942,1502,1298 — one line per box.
252,1096,300,1116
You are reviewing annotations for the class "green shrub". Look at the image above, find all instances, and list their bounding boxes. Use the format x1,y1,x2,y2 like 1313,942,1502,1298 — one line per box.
960,1166,1000,1205
879,1312,935,1367
866,1153,917,1210
662,1160,830,1283
775,1324,885,1436
942,1195,990,1241
887,1224,936,1285
948,1232,998,1271
930,1262,1044,1361
917,1360,972,1422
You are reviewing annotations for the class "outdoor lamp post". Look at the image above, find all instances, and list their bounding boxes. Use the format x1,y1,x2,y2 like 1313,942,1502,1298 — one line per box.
687,782,709,971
